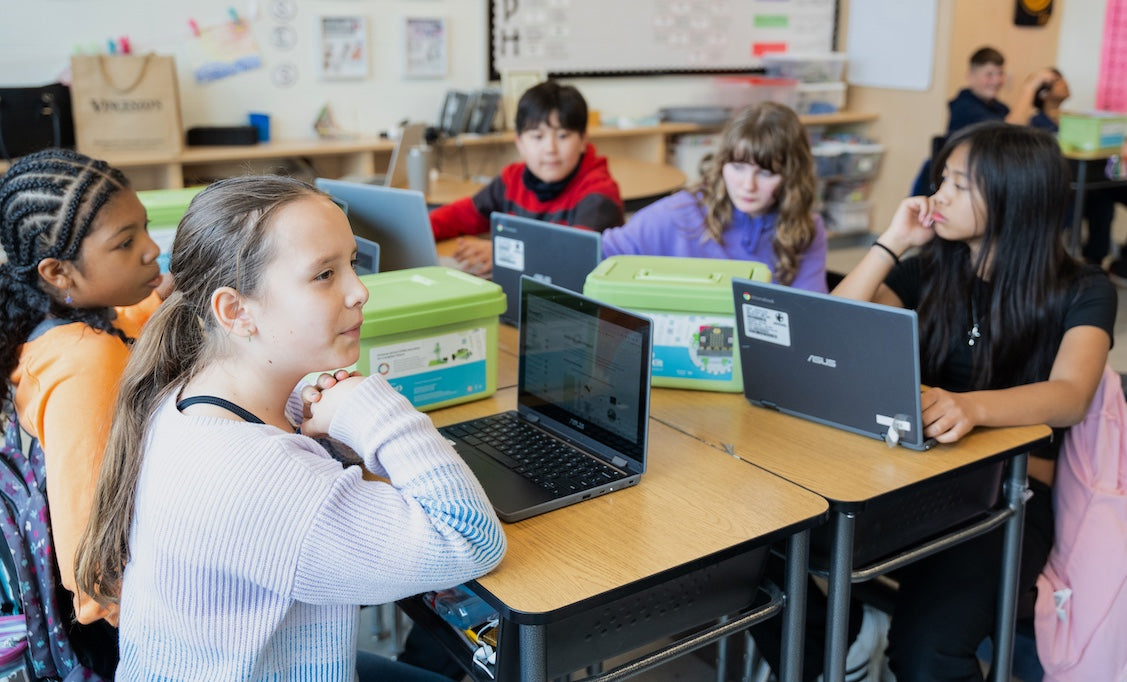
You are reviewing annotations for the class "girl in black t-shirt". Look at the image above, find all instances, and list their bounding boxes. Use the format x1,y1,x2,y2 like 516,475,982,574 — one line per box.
834,122,1116,681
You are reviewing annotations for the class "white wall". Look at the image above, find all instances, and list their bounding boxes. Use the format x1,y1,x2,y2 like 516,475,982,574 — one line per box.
0,0,726,141
1057,0,1106,110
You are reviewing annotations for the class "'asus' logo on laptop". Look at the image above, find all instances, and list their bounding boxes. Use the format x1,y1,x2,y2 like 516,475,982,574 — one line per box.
807,354,837,368
568,418,586,431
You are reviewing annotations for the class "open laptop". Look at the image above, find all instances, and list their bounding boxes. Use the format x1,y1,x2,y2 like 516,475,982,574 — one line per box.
373,122,427,188
490,212,603,325
440,277,653,522
353,236,380,276
732,278,936,451
315,178,439,272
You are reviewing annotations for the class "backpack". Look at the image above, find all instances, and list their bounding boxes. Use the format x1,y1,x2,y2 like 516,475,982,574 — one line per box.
0,411,102,681
1034,365,1127,681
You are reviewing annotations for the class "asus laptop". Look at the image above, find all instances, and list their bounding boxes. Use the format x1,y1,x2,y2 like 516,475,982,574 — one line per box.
440,277,653,522
315,178,439,272
732,278,936,451
490,212,603,325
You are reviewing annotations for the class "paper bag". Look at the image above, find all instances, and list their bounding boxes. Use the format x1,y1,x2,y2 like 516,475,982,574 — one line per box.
70,54,183,158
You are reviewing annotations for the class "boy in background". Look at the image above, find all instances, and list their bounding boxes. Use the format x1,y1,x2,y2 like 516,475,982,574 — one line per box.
429,80,624,277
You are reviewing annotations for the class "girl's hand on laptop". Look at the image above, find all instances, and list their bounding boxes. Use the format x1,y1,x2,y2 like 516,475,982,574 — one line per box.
454,237,494,278
920,386,979,443
302,370,364,436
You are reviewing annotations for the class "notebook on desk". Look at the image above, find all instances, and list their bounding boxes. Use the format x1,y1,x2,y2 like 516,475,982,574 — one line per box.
440,277,653,522
315,178,439,272
490,212,602,325
732,278,937,451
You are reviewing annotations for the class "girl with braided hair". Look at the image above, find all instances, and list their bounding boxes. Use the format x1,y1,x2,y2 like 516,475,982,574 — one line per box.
1,148,168,672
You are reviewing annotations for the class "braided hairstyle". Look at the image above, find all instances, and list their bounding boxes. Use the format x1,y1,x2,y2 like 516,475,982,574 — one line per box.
0,148,132,409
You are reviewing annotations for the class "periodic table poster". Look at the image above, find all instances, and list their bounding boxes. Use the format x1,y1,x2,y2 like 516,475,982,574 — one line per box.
490,0,838,77
1098,0,1127,111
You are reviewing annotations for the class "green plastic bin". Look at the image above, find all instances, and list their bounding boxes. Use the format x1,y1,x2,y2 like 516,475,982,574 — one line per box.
358,267,506,411
1059,112,1127,153
584,255,771,392
137,186,205,272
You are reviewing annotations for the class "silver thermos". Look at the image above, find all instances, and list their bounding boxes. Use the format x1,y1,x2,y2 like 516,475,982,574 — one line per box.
407,144,432,196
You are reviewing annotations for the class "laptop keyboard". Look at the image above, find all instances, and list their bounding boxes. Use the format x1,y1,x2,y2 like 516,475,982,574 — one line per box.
442,413,628,494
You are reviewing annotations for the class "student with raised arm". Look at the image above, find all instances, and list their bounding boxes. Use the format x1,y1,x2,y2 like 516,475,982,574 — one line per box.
600,101,827,291
76,175,505,681
429,80,624,277
834,122,1115,680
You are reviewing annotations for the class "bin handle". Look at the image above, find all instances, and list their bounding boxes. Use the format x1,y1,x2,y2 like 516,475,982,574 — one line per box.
632,268,723,285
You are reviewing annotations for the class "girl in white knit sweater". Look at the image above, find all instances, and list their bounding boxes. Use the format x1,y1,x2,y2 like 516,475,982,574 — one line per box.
76,175,506,681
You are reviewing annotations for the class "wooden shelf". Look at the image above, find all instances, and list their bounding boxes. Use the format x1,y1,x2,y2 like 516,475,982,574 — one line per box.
0,113,879,191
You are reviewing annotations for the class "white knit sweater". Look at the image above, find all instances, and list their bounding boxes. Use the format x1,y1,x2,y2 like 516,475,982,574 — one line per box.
116,376,506,680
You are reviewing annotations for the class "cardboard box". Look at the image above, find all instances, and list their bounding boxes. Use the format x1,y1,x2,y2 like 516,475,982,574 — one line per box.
358,267,506,411
584,256,771,392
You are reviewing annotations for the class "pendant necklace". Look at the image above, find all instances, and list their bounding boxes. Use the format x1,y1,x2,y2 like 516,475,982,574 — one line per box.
967,284,981,347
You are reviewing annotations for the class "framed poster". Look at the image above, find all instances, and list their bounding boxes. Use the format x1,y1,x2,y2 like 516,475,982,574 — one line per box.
404,17,448,79
319,16,368,80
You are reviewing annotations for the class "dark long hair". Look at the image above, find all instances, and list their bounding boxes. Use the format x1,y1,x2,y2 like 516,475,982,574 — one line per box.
0,148,131,410
921,122,1082,389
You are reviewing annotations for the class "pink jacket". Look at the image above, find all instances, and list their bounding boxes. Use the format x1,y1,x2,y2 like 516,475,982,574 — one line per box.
1035,365,1127,681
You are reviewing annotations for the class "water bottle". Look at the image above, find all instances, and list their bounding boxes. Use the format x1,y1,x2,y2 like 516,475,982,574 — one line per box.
407,144,432,196
432,585,496,629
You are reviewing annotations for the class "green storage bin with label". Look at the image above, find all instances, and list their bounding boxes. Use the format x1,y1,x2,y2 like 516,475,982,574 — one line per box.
136,186,206,272
359,267,506,411
583,255,771,392
1059,112,1127,153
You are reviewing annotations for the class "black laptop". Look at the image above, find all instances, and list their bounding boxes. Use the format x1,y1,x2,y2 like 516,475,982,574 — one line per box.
490,212,603,325
732,278,936,451
440,277,653,522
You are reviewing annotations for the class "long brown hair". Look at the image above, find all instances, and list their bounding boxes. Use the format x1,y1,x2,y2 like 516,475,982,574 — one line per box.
695,102,817,285
75,175,324,606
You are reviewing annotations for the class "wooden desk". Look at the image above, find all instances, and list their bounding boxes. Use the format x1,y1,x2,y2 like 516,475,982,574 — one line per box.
425,156,686,207
414,384,827,681
649,388,1051,682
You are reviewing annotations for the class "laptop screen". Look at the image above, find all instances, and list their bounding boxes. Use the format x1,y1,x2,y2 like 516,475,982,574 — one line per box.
517,277,652,465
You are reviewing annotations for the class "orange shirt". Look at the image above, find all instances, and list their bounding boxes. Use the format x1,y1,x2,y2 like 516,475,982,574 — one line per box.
10,291,161,626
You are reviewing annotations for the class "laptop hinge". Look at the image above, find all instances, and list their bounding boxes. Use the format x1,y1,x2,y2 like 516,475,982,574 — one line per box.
761,401,779,411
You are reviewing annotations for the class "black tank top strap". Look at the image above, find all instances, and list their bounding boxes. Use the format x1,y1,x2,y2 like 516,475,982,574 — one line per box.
175,395,266,424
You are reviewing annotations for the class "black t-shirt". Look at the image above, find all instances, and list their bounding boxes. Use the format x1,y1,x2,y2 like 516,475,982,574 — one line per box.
884,257,1117,456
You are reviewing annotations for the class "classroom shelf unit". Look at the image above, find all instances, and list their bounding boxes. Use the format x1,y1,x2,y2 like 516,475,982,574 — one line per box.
0,113,877,193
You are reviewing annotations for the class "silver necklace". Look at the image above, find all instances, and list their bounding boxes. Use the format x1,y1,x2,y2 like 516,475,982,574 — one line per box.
967,286,981,347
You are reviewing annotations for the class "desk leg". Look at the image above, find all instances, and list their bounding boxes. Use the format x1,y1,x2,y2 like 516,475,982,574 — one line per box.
781,529,810,682
824,511,856,682
991,453,1028,682
518,622,548,682
1071,159,1088,256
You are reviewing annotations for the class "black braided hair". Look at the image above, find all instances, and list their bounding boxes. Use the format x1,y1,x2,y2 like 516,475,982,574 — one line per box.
1,148,132,410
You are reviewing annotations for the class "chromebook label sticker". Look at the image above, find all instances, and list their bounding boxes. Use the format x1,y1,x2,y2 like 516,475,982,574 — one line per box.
741,303,791,347
493,235,525,271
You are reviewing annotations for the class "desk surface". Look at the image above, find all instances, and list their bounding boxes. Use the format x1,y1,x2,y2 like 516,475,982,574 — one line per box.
428,387,827,619
649,388,1050,505
427,155,686,205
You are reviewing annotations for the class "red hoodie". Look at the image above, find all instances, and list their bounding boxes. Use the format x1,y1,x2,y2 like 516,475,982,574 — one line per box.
429,143,624,240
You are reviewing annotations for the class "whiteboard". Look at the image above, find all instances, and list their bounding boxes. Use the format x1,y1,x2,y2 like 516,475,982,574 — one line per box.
845,0,935,90
491,0,838,76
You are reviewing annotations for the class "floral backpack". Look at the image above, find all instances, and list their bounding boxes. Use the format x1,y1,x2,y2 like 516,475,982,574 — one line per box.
0,411,102,681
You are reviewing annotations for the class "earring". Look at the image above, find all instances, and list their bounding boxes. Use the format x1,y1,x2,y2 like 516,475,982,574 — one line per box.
64,290,73,305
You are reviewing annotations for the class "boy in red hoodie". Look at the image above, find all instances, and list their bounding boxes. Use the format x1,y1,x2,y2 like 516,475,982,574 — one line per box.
429,80,624,276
